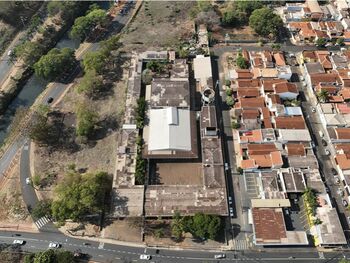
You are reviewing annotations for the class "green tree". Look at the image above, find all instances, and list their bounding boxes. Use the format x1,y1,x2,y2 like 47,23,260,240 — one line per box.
226,96,235,107
33,249,56,263
171,211,184,241
82,50,107,74
76,70,104,98
336,37,345,46
236,0,264,16
34,48,76,81
226,88,233,96
136,97,146,129
14,41,44,66
231,121,241,129
55,250,76,263
339,260,350,263
236,55,249,69
317,89,329,103
146,61,164,73
76,105,98,137
184,213,222,240
197,0,212,12
32,200,52,219
70,8,108,41
29,107,51,144
249,8,283,38
51,171,111,222
315,37,327,47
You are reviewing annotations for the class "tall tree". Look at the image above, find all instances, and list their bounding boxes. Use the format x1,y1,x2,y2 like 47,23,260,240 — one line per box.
249,8,283,38
76,104,98,137
34,48,76,81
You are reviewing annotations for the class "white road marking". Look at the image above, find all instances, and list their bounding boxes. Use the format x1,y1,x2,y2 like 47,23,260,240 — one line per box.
98,242,104,249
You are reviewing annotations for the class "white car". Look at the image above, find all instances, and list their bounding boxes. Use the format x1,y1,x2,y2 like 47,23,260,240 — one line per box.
7,50,12,56
214,254,226,259
13,240,24,245
228,196,232,205
48,242,60,248
229,207,234,218
311,107,316,113
334,176,340,184
325,149,330,156
25,178,31,185
140,254,151,260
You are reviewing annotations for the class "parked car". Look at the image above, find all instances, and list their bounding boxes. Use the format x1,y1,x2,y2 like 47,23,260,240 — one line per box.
321,139,327,146
48,242,60,248
229,207,234,218
347,217,350,224
214,254,226,259
325,149,330,156
334,176,340,185
325,186,330,193
337,188,344,197
139,254,151,260
25,178,31,185
311,107,316,113
13,240,24,245
228,196,232,205
331,168,338,175
342,199,348,207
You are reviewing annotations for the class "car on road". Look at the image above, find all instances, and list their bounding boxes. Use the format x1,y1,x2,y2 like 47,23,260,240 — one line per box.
7,50,12,56
325,149,330,156
331,168,338,175
214,254,226,259
342,199,348,207
228,196,232,205
13,240,24,245
325,186,330,193
311,107,316,113
229,207,234,218
48,242,60,248
25,178,31,185
347,217,350,224
224,162,229,171
140,254,151,260
319,131,324,138
321,139,327,146
334,176,340,184
47,97,54,104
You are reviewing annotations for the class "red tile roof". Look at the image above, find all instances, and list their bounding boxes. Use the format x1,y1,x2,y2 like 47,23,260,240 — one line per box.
237,97,265,108
237,87,260,98
274,52,286,66
252,208,286,244
263,79,288,92
335,128,350,139
274,82,298,94
286,143,306,156
275,116,306,129
310,73,341,86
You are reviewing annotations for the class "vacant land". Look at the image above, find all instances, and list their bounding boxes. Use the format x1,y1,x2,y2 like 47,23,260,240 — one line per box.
33,61,130,199
120,1,195,52
155,163,203,185
103,218,141,242
213,25,259,42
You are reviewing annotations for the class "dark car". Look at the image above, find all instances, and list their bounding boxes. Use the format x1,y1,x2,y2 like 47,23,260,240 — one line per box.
331,168,338,175
321,139,327,146
47,97,54,104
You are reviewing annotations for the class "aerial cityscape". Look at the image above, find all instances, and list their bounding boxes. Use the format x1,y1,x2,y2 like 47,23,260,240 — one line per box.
1,0,350,262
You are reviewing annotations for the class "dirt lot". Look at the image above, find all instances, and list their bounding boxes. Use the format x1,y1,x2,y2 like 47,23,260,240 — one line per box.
33,60,131,199
155,162,203,185
212,25,259,42
0,162,35,231
120,1,195,52
103,218,141,242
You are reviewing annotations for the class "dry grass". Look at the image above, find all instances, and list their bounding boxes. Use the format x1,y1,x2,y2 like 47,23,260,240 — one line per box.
120,1,195,52
0,164,33,228
33,61,131,199
103,218,141,242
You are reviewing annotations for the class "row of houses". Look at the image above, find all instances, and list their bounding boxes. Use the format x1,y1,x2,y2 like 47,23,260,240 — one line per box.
302,48,350,208
227,49,346,247
281,0,350,44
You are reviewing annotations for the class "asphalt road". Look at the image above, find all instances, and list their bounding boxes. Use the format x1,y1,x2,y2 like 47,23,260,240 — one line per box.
0,231,349,263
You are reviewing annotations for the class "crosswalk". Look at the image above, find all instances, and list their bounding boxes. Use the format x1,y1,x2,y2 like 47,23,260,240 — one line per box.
34,216,50,229
232,239,250,250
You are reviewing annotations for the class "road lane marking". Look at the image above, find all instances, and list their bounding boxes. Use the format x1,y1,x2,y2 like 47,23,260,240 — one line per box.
98,242,104,249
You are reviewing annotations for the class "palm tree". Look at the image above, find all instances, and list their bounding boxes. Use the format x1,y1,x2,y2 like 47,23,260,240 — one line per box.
317,89,329,103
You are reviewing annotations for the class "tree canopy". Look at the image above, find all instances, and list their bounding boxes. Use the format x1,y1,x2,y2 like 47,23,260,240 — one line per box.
236,54,249,69
70,8,109,41
82,50,107,74
34,48,76,81
76,69,104,98
14,41,44,66
51,171,111,222
76,104,98,138
249,8,283,38
24,249,76,263
29,105,51,144
236,0,264,16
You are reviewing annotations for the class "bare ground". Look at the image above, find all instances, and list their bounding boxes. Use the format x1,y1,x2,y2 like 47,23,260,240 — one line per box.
0,162,35,231
156,163,203,185
103,218,142,243
120,1,195,52
33,61,130,199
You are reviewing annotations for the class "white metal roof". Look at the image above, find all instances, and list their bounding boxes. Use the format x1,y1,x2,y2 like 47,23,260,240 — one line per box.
193,55,212,84
148,107,191,151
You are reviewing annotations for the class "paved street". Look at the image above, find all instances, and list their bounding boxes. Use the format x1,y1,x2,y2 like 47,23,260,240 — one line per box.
0,231,349,262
